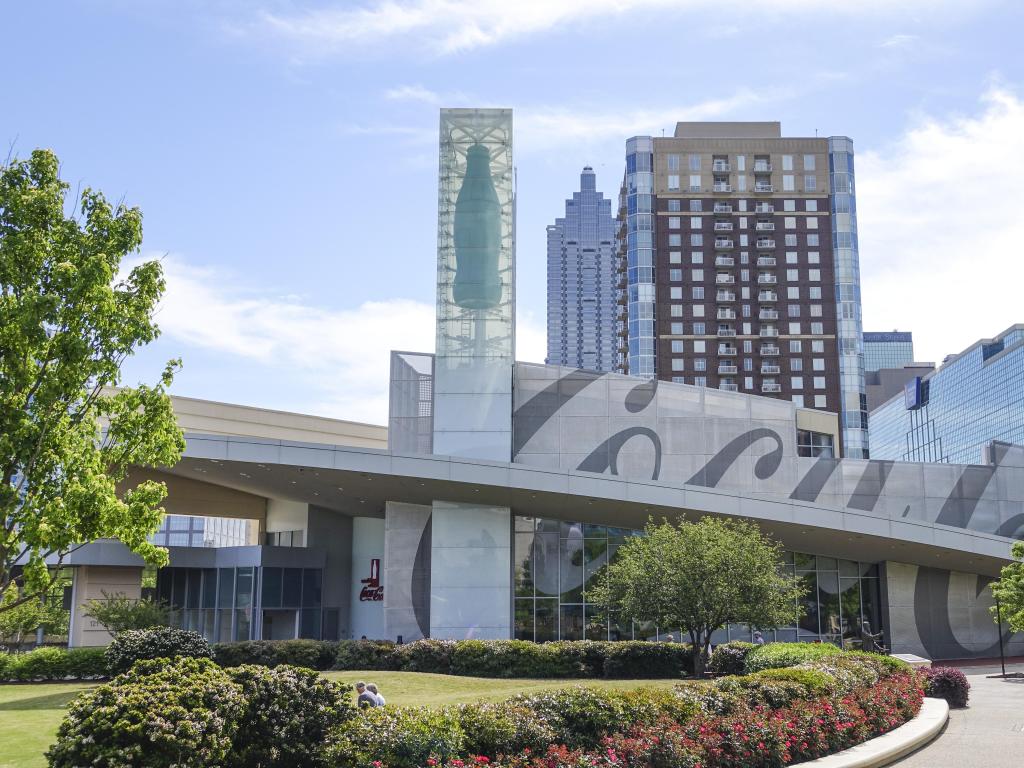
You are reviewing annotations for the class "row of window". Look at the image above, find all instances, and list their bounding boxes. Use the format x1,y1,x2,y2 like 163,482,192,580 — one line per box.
668,271,823,286
669,339,827,354
666,154,817,172
665,322,828,335
669,253,823,267
667,199,820,213
669,355,828,371
668,216,821,230
669,233,822,246
669,306,826,322
667,175,818,192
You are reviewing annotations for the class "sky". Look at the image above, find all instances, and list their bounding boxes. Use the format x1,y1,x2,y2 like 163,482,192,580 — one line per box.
4,0,1024,426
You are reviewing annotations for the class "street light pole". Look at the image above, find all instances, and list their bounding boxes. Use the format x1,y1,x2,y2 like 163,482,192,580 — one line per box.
995,594,1007,678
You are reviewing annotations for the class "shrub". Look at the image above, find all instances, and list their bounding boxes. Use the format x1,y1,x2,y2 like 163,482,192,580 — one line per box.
920,665,970,708
330,705,464,768
7,646,70,680
83,593,170,633
213,639,339,670
455,702,555,757
392,638,457,674
105,626,213,674
743,641,842,673
451,639,581,678
619,686,699,727
602,640,695,678
508,687,626,749
0,652,10,679
63,647,108,679
334,638,397,671
46,657,245,768
226,664,354,768
708,641,756,676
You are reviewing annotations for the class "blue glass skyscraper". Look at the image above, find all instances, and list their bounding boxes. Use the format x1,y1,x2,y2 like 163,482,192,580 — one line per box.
546,166,619,372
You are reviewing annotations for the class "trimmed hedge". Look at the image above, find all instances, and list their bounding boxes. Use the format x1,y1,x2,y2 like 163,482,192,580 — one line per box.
213,639,339,670
0,647,107,681
333,638,695,679
919,665,970,707
707,641,755,676
743,641,843,673
105,626,213,674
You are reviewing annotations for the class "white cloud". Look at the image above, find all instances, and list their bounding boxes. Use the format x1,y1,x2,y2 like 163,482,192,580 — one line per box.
251,0,969,56
857,85,1024,365
384,84,443,104
139,255,545,424
877,33,919,48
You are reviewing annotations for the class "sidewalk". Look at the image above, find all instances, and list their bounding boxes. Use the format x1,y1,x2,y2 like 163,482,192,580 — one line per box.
892,663,1024,768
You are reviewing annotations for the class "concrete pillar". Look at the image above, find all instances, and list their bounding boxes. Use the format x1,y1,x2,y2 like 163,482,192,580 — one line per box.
68,565,143,647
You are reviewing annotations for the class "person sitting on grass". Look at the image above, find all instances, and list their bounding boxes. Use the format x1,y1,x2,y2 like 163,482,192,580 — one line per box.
367,682,386,706
355,681,379,708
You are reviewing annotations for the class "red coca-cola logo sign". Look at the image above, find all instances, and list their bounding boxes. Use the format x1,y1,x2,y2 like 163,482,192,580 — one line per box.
359,558,383,602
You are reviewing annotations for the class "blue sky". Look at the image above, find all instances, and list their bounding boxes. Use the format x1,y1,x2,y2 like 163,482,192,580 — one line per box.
5,0,1024,424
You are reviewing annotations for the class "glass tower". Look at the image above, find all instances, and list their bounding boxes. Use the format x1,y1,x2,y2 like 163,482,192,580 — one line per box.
623,137,655,377
828,137,869,458
546,167,617,371
863,331,914,373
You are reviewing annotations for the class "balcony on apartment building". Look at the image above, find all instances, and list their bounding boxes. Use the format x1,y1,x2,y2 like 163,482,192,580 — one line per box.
754,183,774,193
761,364,781,375
755,238,776,249
712,160,731,172
718,363,738,375
761,345,780,356
713,182,732,193
716,290,736,302
717,308,736,320
759,309,779,320
760,326,780,338
715,274,736,285
713,203,733,214
762,381,782,393
757,274,778,285
715,255,735,267
714,238,734,249
718,345,737,356
719,382,739,392
714,221,734,232
758,291,779,302
756,256,776,267
755,222,775,231
754,203,774,214
717,326,737,337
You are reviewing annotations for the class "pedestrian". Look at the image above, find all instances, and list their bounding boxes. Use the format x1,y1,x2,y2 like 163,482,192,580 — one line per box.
367,682,386,706
753,631,765,645
355,680,378,708
664,634,675,643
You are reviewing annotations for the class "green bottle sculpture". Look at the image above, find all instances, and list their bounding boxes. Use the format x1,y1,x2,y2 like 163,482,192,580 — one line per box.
453,143,502,310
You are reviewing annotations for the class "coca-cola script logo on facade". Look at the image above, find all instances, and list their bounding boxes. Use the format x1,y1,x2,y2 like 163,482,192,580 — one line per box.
359,558,383,602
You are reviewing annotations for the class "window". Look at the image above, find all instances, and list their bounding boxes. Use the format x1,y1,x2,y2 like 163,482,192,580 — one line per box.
739,234,748,247
736,156,746,171
671,340,684,353
694,358,706,371
738,199,748,212
811,340,824,353
689,155,701,171
694,340,706,352
671,322,684,334
811,322,824,334
803,155,816,171
742,376,752,390
670,268,682,281
789,322,801,334
690,216,702,228
787,269,799,281
782,155,794,171
693,304,705,317
692,269,704,281
813,358,825,371
791,358,803,371
810,304,822,317
797,429,834,458
671,358,684,371
669,234,682,247
806,200,818,212
741,286,750,299
808,252,820,264
787,304,800,317
814,394,827,408
805,176,817,192
809,269,821,281
670,251,682,264
742,322,752,334
813,377,826,389
667,154,680,171
791,376,804,389
668,199,681,212
790,340,803,353
807,217,818,229
691,252,704,264
785,216,797,229
792,394,805,407
693,322,705,334
670,287,682,299
783,175,795,191
668,216,680,229
740,269,749,281
784,200,796,212
689,174,701,190
689,199,702,212
786,251,798,264
694,376,707,387
738,216,747,228
787,287,800,299
743,339,753,352
737,175,747,192
743,358,753,371
785,234,798,246
690,234,703,246
667,175,680,191
671,305,683,317
807,233,820,246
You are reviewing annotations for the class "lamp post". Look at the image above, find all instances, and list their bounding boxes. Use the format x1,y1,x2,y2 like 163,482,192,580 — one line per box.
995,594,1007,678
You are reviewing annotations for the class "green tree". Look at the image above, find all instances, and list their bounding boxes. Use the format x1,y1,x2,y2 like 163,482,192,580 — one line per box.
592,517,804,676
0,149,184,612
991,541,1024,634
84,591,170,634
0,573,70,646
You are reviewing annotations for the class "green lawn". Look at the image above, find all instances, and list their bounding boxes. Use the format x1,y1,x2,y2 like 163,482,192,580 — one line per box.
0,672,678,768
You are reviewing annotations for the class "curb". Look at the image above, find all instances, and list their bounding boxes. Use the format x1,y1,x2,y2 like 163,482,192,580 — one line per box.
792,697,949,768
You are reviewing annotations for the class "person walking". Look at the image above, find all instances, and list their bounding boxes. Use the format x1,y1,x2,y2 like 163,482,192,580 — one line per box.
355,681,378,708
753,631,765,645
367,682,386,706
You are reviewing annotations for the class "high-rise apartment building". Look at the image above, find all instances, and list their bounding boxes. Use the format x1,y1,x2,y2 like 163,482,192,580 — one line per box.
620,122,868,457
863,331,914,373
546,166,618,371
870,324,1024,463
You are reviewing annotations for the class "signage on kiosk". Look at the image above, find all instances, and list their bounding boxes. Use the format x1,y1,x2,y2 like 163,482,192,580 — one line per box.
359,558,383,602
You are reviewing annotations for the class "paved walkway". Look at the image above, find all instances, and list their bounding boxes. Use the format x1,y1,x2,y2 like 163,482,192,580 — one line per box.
893,664,1024,768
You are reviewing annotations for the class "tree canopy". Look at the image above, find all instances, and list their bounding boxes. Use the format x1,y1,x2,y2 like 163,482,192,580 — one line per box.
592,516,804,675
991,540,1024,634
0,148,184,611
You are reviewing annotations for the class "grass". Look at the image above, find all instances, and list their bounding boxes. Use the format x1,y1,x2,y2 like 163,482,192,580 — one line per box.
0,672,678,768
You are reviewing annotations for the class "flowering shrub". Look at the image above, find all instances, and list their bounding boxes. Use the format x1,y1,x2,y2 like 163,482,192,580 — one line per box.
707,641,755,676
456,702,556,757
213,639,339,670
330,704,466,768
334,638,399,670
919,665,970,707
104,626,213,674
743,642,843,673
226,664,355,768
46,657,246,768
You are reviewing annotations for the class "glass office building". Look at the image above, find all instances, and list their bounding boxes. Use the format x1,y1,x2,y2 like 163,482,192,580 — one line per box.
512,515,882,647
623,137,656,377
863,331,914,373
546,167,618,371
870,325,1024,463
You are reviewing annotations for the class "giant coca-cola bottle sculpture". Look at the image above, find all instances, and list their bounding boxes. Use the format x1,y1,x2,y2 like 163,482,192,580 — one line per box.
452,143,502,310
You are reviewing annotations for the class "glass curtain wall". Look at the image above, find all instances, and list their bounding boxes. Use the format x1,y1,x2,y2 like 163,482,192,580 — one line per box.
513,515,882,646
